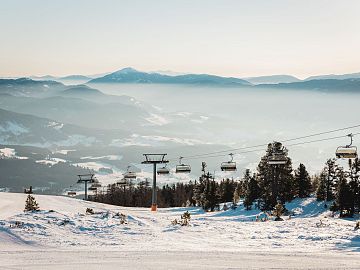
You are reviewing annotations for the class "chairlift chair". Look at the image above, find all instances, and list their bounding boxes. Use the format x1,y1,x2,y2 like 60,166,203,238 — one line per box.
268,153,288,165
176,157,191,173
124,166,137,179
336,134,358,159
88,185,98,191
221,153,237,171
157,165,170,175
116,178,128,186
67,191,77,196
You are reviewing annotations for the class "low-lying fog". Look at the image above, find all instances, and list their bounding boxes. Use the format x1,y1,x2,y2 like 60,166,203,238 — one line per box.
89,83,360,174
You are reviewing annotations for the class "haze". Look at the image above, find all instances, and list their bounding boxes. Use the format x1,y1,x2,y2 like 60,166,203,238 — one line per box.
1,0,360,79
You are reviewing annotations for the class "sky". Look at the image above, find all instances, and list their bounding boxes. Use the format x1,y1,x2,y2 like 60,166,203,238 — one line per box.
1,0,360,79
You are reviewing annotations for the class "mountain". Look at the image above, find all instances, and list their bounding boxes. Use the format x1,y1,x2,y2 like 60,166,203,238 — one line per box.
305,72,360,81
257,78,360,92
88,67,252,86
60,75,91,81
244,75,300,85
0,78,64,97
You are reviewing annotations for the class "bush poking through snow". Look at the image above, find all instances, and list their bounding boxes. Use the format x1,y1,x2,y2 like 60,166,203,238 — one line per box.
273,202,284,221
86,208,94,215
119,213,127,225
171,211,191,226
24,194,40,212
355,221,359,231
10,221,24,228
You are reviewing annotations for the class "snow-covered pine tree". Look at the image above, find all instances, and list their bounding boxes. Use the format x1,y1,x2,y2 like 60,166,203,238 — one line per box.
294,163,312,198
24,194,40,212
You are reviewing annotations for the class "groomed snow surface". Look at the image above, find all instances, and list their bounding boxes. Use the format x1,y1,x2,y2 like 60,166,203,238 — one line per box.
0,193,359,269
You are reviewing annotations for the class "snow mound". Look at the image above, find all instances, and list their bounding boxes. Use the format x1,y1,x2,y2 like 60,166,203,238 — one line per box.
0,193,359,253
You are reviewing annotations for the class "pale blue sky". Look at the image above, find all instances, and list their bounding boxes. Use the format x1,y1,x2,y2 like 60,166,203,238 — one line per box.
1,0,359,78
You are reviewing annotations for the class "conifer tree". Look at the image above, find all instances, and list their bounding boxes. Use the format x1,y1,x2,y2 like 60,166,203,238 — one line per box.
294,163,312,198
24,194,40,212
256,142,294,210
243,172,259,210
336,168,353,217
316,172,327,201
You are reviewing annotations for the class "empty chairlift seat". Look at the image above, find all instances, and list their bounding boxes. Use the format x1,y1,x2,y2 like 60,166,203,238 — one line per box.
268,154,288,165
336,146,357,159
221,153,237,171
176,164,191,173
335,134,358,159
176,157,191,173
124,166,137,179
157,166,170,175
116,178,128,186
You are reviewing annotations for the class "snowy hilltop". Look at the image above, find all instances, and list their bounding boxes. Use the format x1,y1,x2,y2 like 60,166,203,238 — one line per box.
0,192,359,269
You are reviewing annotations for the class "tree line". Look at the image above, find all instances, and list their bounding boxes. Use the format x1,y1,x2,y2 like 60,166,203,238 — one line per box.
92,142,360,217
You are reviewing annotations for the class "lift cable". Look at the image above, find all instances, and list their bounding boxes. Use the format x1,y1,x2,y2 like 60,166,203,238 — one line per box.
168,130,360,162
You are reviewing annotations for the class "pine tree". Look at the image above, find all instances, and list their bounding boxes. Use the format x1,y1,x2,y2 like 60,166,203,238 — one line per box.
348,158,360,214
336,168,353,217
324,159,337,203
256,142,294,210
316,171,327,201
24,194,40,212
294,163,312,198
243,172,259,210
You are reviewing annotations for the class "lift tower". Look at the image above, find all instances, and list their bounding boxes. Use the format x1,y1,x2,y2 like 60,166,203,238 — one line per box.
141,154,168,211
77,173,95,200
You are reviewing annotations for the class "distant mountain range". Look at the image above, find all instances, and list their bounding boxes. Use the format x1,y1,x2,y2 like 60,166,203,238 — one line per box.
305,72,360,81
244,75,300,85
257,78,360,92
88,67,252,86
5,68,360,88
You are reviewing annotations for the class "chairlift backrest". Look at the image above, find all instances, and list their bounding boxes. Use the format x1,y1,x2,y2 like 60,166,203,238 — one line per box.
336,146,357,159
221,162,237,171
268,153,287,165
157,166,170,175
176,164,191,173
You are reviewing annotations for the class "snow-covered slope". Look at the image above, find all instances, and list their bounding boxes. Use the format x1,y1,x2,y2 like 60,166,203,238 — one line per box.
0,193,359,269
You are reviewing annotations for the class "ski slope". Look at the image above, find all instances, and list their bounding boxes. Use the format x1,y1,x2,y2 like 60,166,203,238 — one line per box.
0,192,359,269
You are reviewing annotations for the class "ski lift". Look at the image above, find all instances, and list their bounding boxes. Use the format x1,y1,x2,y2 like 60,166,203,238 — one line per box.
67,191,77,196
88,185,98,191
123,166,137,179
157,165,170,175
176,157,191,173
268,153,288,165
336,134,358,159
221,153,237,171
116,178,128,186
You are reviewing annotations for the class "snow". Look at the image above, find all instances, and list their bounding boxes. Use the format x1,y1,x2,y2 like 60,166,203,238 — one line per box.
36,158,66,166
0,147,28,159
80,155,123,161
73,162,112,172
47,121,64,130
0,193,359,269
53,149,76,155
